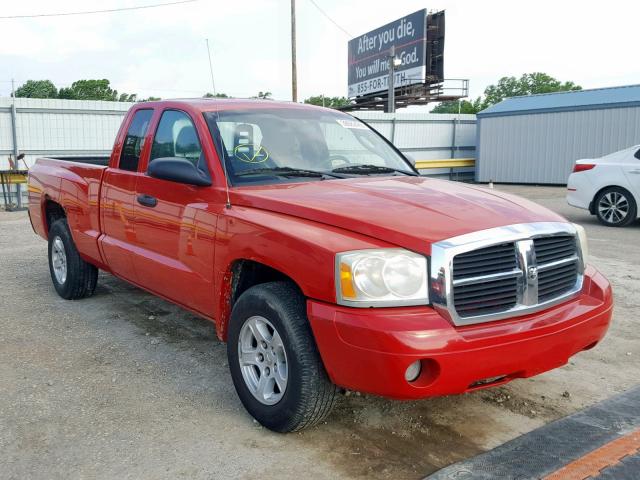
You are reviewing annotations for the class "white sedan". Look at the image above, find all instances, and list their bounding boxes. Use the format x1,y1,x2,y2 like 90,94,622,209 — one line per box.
567,145,640,227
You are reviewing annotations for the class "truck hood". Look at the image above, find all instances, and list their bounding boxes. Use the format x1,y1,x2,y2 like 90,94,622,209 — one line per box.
232,176,565,254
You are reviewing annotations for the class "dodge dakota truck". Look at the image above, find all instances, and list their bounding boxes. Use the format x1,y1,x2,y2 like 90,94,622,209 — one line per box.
28,99,613,432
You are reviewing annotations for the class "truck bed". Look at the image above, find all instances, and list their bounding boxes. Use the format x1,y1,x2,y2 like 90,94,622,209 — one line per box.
28,156,109,269
46,156,110,166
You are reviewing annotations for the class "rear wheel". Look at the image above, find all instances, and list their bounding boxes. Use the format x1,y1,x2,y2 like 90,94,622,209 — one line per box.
48,219,98,299
227,282,337,432
595,187,636,227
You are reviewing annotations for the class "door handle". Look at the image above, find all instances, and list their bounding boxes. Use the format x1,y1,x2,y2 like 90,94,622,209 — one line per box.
629,169,640,174
137,194,157,207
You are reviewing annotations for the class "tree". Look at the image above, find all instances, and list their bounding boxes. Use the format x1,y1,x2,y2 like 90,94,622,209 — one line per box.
119,92,137,102
254,91,272,99
203,92,229,98
141,96,162,102
58,79,137,102
303,95,351,109
431,72,582,114
58,79,115,100
431,98,485,114
15,80,58,99
483,72,581,106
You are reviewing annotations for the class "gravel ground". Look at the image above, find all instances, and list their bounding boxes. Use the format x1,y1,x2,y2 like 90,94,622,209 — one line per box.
1,185,638,480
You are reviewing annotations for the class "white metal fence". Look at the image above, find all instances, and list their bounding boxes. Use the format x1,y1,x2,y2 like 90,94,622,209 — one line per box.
1,98,477,169
0,98,477,205
0,97,133,170
353,111,477,163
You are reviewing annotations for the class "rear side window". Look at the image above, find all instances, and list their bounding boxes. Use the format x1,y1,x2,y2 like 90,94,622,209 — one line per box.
119,109,153,171
150,110,203,166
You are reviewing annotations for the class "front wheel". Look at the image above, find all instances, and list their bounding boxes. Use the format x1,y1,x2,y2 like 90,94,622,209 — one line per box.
227,282,337,432
595,187,637,227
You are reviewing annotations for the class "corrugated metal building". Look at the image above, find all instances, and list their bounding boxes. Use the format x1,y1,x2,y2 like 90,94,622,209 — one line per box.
354,111,477,162
476,84,640,184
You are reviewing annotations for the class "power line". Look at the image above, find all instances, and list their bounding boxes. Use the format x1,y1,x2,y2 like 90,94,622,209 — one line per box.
305,0,352,37
0,0,197,19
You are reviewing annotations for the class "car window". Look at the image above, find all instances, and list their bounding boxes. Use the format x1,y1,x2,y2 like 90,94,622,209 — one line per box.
119,109,153,171
204,108,412,185
321,122,387,167
150,110,203,166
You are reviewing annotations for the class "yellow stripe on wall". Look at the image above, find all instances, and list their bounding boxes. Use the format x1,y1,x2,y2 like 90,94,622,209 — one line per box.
415,158,475,169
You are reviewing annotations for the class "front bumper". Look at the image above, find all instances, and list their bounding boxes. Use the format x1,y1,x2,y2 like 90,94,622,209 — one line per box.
307,265,612,399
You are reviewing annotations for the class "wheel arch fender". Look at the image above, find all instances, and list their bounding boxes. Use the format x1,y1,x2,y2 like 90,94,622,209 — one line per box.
590,185,637,215
216,258,305,341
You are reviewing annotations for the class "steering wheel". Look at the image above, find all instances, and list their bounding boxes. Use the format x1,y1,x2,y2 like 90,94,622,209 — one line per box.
329,154,350,168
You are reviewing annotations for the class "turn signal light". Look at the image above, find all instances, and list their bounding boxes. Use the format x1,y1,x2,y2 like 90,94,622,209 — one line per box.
573,163,596,173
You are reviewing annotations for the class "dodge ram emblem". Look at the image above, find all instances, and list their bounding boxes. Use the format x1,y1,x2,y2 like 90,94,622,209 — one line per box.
527,266,538,282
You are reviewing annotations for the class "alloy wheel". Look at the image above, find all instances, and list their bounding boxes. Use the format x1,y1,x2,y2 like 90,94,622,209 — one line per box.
237,315,288,405
598,191,629,224
51,236,67,284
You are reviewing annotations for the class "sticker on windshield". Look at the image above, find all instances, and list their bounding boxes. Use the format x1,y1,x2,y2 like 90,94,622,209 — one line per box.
234,144,270,164
335,119,368,130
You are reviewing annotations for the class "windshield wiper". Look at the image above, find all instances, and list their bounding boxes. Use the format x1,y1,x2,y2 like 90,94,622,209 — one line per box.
331,164,417,176
234,166,345,179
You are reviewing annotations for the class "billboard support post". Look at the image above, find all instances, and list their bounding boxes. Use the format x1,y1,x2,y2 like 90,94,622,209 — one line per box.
386,45,395,114
290,0,298,102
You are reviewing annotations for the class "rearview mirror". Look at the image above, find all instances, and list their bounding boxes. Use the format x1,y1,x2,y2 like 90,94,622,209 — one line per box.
147,157,212,186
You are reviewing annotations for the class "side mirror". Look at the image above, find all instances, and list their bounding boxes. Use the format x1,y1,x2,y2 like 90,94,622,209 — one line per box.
147,157,212,186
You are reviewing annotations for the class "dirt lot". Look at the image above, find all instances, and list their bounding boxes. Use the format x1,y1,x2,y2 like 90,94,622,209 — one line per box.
1,185,638,480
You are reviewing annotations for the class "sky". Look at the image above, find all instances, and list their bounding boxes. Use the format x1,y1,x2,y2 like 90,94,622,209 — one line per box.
1,0,639,106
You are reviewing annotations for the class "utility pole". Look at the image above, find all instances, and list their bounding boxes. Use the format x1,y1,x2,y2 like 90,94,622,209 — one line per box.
290,0,298,102
386,45,396,113
205,39,216,96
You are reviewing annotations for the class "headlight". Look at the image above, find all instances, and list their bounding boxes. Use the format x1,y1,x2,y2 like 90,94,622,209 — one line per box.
336,249,429,307
573,223,588,266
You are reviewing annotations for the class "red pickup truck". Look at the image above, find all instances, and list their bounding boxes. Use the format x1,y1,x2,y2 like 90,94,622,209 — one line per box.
28,99,612,432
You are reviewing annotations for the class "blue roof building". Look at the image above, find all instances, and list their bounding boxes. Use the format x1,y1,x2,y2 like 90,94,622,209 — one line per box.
476,85,640,184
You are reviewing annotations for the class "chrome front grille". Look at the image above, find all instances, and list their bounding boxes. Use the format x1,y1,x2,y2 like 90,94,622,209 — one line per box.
538,261,579,302
452,243,517,280
534,236,576,264
535,236,580,302
452,243,519,317
431,223,585,326
453,276,519,317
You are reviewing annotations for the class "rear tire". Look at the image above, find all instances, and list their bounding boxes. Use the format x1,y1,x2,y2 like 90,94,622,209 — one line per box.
48,219,98,299
227,282,337,432
594,187,636,227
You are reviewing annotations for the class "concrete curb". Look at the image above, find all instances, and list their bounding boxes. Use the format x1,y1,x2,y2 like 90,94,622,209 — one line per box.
425,385,640,479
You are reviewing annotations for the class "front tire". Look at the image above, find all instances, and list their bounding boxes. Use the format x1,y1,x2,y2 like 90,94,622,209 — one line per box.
48,219,98,299
594,187,637,227
227,282,337,432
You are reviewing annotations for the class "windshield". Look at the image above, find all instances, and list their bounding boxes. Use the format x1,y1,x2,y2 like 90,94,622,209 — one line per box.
203,107,415,185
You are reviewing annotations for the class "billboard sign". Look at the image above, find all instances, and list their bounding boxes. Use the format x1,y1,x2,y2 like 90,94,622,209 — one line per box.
348,9,427,98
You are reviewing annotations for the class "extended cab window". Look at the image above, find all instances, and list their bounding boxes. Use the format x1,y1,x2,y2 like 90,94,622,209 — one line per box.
150,110,203,166
119,109,153,171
